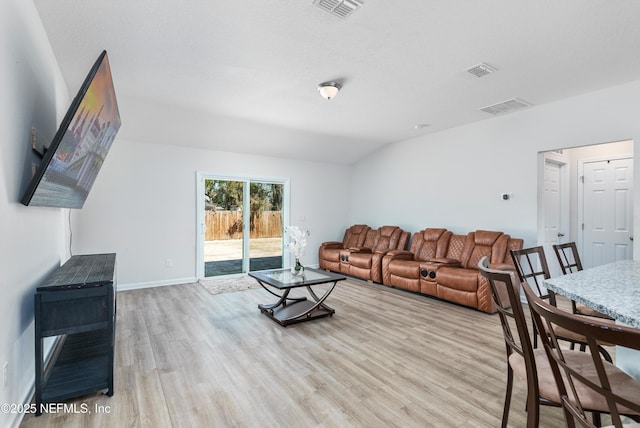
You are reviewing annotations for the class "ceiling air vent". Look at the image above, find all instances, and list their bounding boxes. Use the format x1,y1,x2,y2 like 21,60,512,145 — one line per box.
467,63,497,78
313,0,364,19
479,98,532,115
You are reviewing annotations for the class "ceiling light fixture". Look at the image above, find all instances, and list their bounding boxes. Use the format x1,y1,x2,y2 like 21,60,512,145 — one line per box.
318,81,341,100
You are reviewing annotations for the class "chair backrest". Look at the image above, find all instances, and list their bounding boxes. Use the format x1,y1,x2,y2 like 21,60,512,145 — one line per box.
510,246,556,306
522,282,640,428
477,257,539,398
361,228,379,250
442,233,467,261
553,242,584,274
372,226,407,252
459,230,508,269
342,224,370,248
409,228,452,261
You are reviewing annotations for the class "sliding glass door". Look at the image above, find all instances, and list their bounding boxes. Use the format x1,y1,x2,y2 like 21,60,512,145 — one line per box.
197,175,287,278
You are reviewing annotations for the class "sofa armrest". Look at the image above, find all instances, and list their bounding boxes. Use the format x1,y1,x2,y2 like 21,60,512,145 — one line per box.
349,247,372,253
374,248,395,255
428,257,461,267
385,250,415,260
321,241,344,248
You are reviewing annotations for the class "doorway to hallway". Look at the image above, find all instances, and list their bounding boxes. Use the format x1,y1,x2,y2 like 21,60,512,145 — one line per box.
538,140,634,270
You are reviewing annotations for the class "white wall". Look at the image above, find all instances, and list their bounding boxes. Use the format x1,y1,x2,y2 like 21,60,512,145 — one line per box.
73,140,352,288
351,79,640,253
0,1,69,426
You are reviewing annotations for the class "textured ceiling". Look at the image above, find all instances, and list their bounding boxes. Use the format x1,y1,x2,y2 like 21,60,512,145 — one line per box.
33,0,640,164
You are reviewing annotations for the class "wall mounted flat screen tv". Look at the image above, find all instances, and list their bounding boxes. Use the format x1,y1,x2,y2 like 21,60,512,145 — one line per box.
21,50,121,208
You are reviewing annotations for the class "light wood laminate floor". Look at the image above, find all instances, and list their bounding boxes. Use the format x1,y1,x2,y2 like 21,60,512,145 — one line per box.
21,278,568,427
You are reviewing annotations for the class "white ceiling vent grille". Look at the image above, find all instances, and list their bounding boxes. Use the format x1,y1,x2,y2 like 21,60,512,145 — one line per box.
479,98,532,115
313,0,364,19
467,63,497,78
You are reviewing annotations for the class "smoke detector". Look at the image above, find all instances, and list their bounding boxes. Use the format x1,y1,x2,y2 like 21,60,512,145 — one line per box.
313,0,364,19
479,98,532,115
467,63,497,78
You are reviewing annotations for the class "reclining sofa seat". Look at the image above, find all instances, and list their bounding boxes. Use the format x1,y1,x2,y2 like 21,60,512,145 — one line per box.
431,230,522,313
382,228,452,292
348,225,410,283
318,224,370,272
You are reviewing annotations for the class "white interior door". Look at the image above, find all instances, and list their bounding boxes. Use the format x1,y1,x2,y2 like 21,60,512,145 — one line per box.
581,157,634,268
544,161,562,244
540,153,569,276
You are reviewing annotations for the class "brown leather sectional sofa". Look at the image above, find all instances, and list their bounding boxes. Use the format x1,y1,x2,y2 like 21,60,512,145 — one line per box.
320,225,523,314
319,225,409,283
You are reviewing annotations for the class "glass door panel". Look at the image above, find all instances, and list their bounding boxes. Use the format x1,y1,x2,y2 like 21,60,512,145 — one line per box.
249,182,284,271
203,179,244,277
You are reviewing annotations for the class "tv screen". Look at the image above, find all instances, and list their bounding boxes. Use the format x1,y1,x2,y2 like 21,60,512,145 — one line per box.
21,50,121,208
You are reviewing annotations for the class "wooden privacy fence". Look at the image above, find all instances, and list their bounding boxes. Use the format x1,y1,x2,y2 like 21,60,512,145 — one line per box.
205,210,283,240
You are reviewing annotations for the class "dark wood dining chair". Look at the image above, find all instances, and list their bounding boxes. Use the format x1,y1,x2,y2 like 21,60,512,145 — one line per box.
523,281,640,427
478,257,562,427
510,246,613,363
552,242,614,320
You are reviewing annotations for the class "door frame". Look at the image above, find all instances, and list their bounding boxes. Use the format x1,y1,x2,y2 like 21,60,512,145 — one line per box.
195,172,290,280
537,150,570,277
577,153,633,261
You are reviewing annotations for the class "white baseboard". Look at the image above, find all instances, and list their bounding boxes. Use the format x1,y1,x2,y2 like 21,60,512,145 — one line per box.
118,277,197,291
117,268,321,292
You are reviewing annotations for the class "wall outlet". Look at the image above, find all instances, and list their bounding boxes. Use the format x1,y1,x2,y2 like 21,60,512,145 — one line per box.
166,259,173,268
3,361,8,388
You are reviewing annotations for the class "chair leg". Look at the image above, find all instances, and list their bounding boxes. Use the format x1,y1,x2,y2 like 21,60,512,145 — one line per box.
525,378,540,428
525,393,539,428
502,366,514,428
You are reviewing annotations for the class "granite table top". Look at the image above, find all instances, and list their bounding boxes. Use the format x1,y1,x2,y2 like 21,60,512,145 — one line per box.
543,260,640,328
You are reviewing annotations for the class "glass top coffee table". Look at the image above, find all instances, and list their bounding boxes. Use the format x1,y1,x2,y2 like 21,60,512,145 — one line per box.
249,268,346,326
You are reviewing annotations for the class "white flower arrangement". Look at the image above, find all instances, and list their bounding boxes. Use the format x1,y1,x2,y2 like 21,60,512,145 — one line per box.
284,225,310,261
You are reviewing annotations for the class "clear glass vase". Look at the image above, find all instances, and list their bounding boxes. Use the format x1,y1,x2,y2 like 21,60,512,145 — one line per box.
291,258,304,276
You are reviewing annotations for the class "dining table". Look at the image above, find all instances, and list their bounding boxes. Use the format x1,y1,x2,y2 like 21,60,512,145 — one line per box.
543,259,640,379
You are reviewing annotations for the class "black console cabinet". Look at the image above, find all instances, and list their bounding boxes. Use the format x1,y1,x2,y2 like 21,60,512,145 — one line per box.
34,253,116,415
